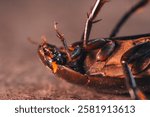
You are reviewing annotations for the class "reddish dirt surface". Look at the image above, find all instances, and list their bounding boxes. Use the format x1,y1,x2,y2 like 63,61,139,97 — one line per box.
0,0,150,100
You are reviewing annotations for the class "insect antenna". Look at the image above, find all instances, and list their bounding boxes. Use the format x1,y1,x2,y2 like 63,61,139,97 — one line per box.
41,35,47,45
27,37,39,45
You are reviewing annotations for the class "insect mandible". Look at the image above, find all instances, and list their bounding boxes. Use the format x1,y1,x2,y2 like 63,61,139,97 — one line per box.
37,0,150,99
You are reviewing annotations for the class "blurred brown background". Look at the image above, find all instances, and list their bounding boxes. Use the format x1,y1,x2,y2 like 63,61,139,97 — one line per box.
0,0,150,99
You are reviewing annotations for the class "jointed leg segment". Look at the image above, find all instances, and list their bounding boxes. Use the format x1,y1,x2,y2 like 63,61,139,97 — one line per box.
121,60,146,100
83,0,108,48
54,22,72,61
110,0,149,38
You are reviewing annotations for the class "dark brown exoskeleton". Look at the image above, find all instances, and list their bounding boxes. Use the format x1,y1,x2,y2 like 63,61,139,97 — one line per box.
38,0,150,99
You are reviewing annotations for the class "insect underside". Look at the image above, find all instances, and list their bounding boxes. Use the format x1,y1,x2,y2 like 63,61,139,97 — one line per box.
86,39,150,78
36,0,150,99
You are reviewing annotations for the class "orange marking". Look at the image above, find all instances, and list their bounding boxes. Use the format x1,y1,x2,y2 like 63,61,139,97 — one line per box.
137,90,146,100
51,62,58,73
69,47,74,51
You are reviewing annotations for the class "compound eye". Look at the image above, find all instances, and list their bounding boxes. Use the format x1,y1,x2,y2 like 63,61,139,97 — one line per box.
43,48,49,55
43,48,54,59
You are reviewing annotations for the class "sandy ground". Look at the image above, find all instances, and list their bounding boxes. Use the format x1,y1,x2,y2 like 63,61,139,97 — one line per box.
0,0,150,100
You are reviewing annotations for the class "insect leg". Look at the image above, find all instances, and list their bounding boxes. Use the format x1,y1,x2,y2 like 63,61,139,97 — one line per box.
120,42,150,100
106,33,150,41
54,22,72,61
121,61,146,100
110,0,149,38
83,0,107,48
71,46,82,60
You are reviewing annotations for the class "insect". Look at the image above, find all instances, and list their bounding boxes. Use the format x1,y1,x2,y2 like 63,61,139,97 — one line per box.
37,0,150,99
